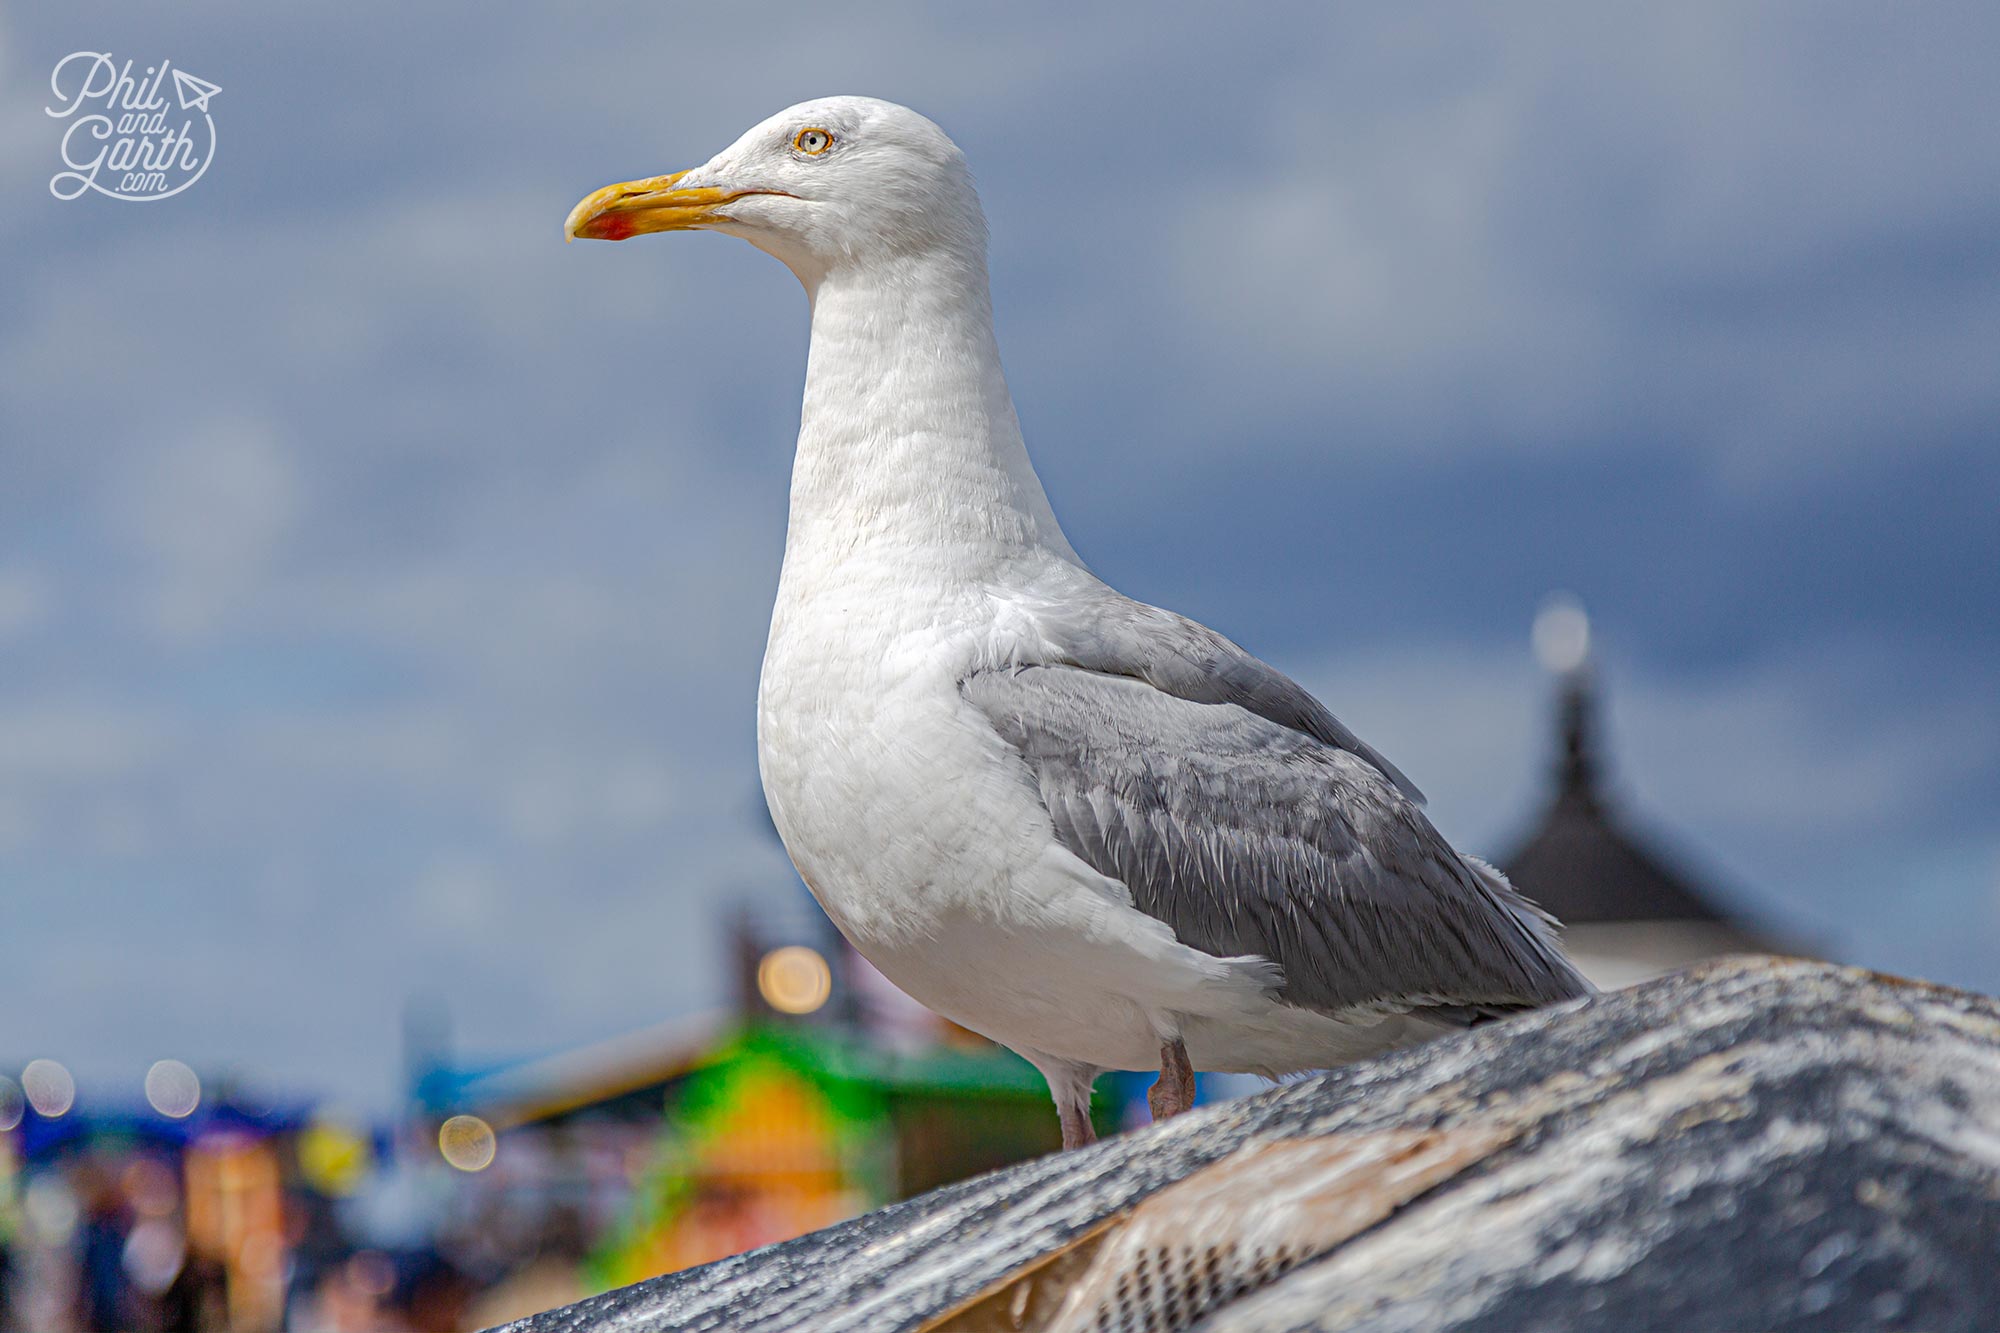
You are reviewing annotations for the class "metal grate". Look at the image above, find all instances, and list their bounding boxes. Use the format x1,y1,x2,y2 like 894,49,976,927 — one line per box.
1082,1233,1311,1333
927,1126,1513,1333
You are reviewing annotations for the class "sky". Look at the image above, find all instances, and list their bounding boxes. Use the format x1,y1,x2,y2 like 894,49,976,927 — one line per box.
3,2,1997,1111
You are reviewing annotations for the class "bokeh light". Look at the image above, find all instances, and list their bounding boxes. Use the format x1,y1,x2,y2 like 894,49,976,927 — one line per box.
757,945,833,1015
24,1175,79,1244
22,1058,75,1117
144,1059,202,1118
122,1219,187,1295
1532,592,1593,675
298,1116,375,1196
0,1075,22,1131
438,1114,497,1171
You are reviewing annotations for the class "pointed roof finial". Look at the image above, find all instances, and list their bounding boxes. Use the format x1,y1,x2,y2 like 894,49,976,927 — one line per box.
1503,591,1777,934
1533,593,1600,801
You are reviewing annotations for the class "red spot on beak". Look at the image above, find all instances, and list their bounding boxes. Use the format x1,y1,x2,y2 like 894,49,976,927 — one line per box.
578,213,636,241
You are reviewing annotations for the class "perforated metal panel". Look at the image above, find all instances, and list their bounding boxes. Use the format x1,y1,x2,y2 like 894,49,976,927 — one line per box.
929,1127,1512,1333
1075,1232,1311,1333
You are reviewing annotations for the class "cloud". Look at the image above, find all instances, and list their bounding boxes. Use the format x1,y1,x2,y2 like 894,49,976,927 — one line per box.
1140,6,2000,473
108,413,302,639
1297,629,2000,982
0,0,1993,1105
0,699,175,784
0,566,50,639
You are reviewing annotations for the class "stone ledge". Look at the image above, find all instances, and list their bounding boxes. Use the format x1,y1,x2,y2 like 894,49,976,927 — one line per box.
494,956,2000,1332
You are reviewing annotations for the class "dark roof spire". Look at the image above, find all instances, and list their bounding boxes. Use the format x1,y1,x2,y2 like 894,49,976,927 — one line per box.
1555,664,1601,805
1502,596,1769,934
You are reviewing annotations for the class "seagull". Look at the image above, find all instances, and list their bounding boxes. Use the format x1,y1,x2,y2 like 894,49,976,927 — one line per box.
566,96,1591,1149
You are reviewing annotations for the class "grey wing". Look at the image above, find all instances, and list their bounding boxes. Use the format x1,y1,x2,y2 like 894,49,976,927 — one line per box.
1033,594,1427,805
963,664,1591,1017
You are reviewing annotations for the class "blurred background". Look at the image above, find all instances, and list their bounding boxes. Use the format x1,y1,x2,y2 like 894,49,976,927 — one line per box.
3,2,1997,1329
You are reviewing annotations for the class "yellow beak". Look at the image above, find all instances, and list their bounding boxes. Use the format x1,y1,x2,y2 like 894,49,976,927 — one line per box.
564,170,770,242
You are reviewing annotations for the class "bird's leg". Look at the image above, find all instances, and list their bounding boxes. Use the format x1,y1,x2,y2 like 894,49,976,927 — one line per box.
1148,1038,1196,1122
1058,1098,1097,1150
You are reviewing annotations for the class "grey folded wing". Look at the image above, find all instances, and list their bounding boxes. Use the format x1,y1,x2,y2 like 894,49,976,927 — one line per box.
962,663,1590,1018
1034,596,1427,805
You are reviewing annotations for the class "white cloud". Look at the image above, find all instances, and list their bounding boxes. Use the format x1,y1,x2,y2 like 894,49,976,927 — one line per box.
108,413,302,639
411,853,501,935
1124,6,2000,469
0,700,176,782
0,566,49,639
0,0,1993,1104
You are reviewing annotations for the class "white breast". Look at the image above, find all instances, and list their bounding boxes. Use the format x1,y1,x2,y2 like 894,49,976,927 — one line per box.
748,238,1375,1078
756,554,1312,1075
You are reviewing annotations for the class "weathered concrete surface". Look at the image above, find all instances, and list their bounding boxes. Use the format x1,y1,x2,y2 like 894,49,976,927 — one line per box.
494,957,2000,1333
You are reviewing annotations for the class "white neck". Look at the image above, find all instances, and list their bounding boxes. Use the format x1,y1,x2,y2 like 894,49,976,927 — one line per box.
780,248,1077,585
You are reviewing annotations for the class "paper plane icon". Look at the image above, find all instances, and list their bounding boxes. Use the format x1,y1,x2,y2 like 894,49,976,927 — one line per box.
171,68,221,113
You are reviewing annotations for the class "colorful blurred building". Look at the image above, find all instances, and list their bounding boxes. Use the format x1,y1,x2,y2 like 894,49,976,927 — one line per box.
0,1073,321,1332
412,917,1132,1324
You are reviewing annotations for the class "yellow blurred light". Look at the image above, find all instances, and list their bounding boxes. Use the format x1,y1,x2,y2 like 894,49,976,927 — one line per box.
145,1060,202,1118
438,1115,496,1172
21,1059,74,1117
757,945,832,1015
298,1118,374,1196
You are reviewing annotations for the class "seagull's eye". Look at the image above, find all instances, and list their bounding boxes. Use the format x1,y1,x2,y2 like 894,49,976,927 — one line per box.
793,127,834,156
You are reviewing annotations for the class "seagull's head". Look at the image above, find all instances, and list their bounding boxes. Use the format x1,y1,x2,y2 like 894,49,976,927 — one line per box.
564,96,984,281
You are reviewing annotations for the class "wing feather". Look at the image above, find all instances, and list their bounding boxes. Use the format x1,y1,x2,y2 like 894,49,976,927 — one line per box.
1031,595,1427,803
964,663,1588,1017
